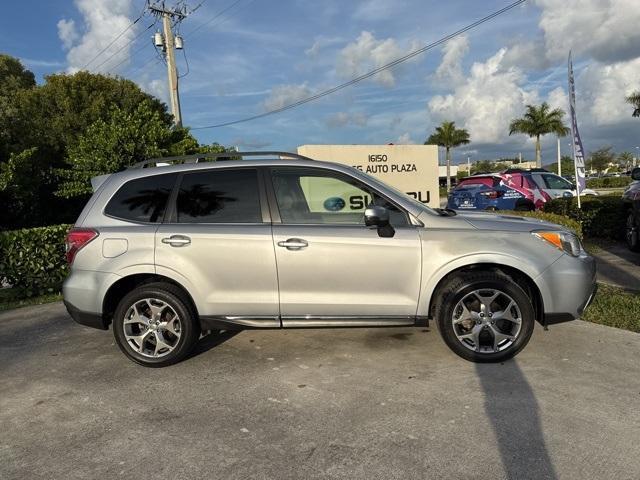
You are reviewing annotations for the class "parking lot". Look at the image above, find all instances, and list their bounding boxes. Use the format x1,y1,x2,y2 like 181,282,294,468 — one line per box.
1,302,639,480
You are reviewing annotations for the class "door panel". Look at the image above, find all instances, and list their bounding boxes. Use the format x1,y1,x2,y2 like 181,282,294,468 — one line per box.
273,225,421,316
156,224,278,316
155,167,278,317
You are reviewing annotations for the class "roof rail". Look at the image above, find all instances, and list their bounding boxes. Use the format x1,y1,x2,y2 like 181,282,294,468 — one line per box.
127,150,315,169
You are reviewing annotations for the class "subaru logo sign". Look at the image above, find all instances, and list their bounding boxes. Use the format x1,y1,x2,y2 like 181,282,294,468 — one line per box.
323,197,345,211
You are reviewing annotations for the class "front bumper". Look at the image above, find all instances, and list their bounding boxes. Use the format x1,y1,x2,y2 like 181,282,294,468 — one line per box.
536,252,597,326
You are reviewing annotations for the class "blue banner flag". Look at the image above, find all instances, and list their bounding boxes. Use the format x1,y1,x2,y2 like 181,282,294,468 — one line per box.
568,52,586,193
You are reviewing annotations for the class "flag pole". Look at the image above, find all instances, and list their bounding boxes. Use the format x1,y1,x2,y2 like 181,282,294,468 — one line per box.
568,51,583,209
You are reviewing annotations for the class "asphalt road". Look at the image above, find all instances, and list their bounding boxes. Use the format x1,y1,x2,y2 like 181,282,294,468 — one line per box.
1,302,639,480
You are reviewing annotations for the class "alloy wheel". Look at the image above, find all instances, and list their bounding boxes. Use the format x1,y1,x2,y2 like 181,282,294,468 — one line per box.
451,288,522,353
123,298,182,358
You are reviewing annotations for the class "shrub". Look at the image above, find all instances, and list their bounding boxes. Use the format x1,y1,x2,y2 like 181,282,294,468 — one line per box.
501,211,583,238
543,196,627,240
586,176,632,189
0,224,71,296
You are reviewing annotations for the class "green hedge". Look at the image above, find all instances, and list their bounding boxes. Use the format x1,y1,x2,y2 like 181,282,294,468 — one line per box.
543,196,627,240
501,211,583,238
0,224,71,296
586,176,632,189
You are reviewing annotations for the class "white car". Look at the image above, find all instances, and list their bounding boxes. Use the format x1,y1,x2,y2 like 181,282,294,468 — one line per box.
529,171,598,198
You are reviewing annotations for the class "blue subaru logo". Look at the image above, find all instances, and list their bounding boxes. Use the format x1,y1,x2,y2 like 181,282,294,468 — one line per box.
323,197,345,211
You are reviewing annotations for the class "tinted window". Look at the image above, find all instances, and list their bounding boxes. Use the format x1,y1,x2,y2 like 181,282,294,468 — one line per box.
176,169,262,223
271,168,408,226
543,174,573,190
105,173,176,223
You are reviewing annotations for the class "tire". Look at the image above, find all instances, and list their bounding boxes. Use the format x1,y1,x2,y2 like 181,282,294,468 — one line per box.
626,210,640,252
434,271,535,363
113,282,200,367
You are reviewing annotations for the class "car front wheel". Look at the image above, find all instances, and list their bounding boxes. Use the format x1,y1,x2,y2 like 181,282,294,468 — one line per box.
435,271,535,363
113,282,200,367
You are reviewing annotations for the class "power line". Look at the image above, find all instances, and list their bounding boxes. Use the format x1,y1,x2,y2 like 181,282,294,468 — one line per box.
80,8,146,70
192,0,527,130
93,21,157,72
183,0,246,39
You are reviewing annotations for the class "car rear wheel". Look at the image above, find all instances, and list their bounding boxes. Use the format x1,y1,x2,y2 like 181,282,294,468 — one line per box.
627,210,640,252
435,271,535,363
113,282,200,367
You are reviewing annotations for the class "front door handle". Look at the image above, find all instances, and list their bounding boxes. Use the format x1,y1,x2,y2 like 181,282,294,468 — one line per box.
277,238,308,250
161,235,191,247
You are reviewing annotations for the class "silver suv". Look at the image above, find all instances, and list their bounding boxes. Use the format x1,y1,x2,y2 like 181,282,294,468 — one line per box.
63,152,596,367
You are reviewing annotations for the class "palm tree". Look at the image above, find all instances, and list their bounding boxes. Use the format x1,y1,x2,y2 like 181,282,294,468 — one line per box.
626,91,640,117
508,103,569,168
425,121,470,193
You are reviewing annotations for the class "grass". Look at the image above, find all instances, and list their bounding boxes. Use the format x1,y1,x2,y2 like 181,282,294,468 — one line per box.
0,289,62,312
582,283,640,333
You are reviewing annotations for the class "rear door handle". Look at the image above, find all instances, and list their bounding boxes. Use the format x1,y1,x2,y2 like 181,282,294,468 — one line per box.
277,238,308,250
161,235,191,247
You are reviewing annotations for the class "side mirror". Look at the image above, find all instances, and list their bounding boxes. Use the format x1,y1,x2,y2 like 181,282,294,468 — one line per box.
632,167,640,181
364,205,389,227
364,205,395,238
562,191,573,198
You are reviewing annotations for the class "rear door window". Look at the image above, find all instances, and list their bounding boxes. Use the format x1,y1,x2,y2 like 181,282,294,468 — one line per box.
104,173,177,223
176,169,262,224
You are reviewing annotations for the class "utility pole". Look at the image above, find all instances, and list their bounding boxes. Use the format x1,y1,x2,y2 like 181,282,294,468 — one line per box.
148,2,186,128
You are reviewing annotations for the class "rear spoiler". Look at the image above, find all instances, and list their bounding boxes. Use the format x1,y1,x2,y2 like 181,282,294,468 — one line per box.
91,174,111,192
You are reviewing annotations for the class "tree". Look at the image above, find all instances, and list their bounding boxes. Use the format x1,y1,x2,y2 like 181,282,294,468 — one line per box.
508,103,570,168
56,102,214,198
425,121,470,192
0,54,227,228
626,91,640,117
589,146,615,174
618,151,634,170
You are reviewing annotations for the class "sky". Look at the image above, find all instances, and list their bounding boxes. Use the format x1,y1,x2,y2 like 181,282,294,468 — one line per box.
2,0,640,165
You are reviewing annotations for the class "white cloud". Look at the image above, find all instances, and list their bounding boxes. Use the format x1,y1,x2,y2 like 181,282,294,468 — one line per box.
305,36,343,57
433,35,469,86
263,83,312,111
502,40,550,71
326,111,368,128
395,132,416,144
57,19,78,49
578,57,640,125
58,0,136,72
336,31,419,88
428,48,538,145
353,0,396,21
534,0,640,63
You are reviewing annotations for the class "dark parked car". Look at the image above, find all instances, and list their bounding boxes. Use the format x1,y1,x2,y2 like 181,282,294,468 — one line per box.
622,167,640,252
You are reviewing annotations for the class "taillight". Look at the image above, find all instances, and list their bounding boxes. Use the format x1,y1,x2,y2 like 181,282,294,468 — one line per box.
480,190,503,199
65,228,98,265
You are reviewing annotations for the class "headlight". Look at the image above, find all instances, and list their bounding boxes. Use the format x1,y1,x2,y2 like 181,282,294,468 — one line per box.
532,231,582,257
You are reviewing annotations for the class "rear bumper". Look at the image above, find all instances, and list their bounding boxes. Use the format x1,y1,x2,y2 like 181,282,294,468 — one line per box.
537,253,597,326
64,300,108,330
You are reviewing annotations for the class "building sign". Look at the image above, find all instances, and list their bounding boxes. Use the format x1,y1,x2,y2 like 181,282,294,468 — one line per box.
297,145,440,208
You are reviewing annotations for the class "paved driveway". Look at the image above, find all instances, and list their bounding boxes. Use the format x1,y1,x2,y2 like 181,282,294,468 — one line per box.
1,302,639,480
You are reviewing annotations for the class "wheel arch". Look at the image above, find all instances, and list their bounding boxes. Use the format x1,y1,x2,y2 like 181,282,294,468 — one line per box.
425,263,545,325
102,273,199,329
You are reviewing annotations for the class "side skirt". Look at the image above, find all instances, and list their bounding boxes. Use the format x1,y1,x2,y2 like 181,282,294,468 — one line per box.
199,315,429,330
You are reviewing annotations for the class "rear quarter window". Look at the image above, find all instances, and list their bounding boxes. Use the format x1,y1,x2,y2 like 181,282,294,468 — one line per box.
104,173,177,223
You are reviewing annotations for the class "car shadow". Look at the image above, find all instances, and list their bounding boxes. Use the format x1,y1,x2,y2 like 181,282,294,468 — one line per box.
188,330,240,359
475,360,557,480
